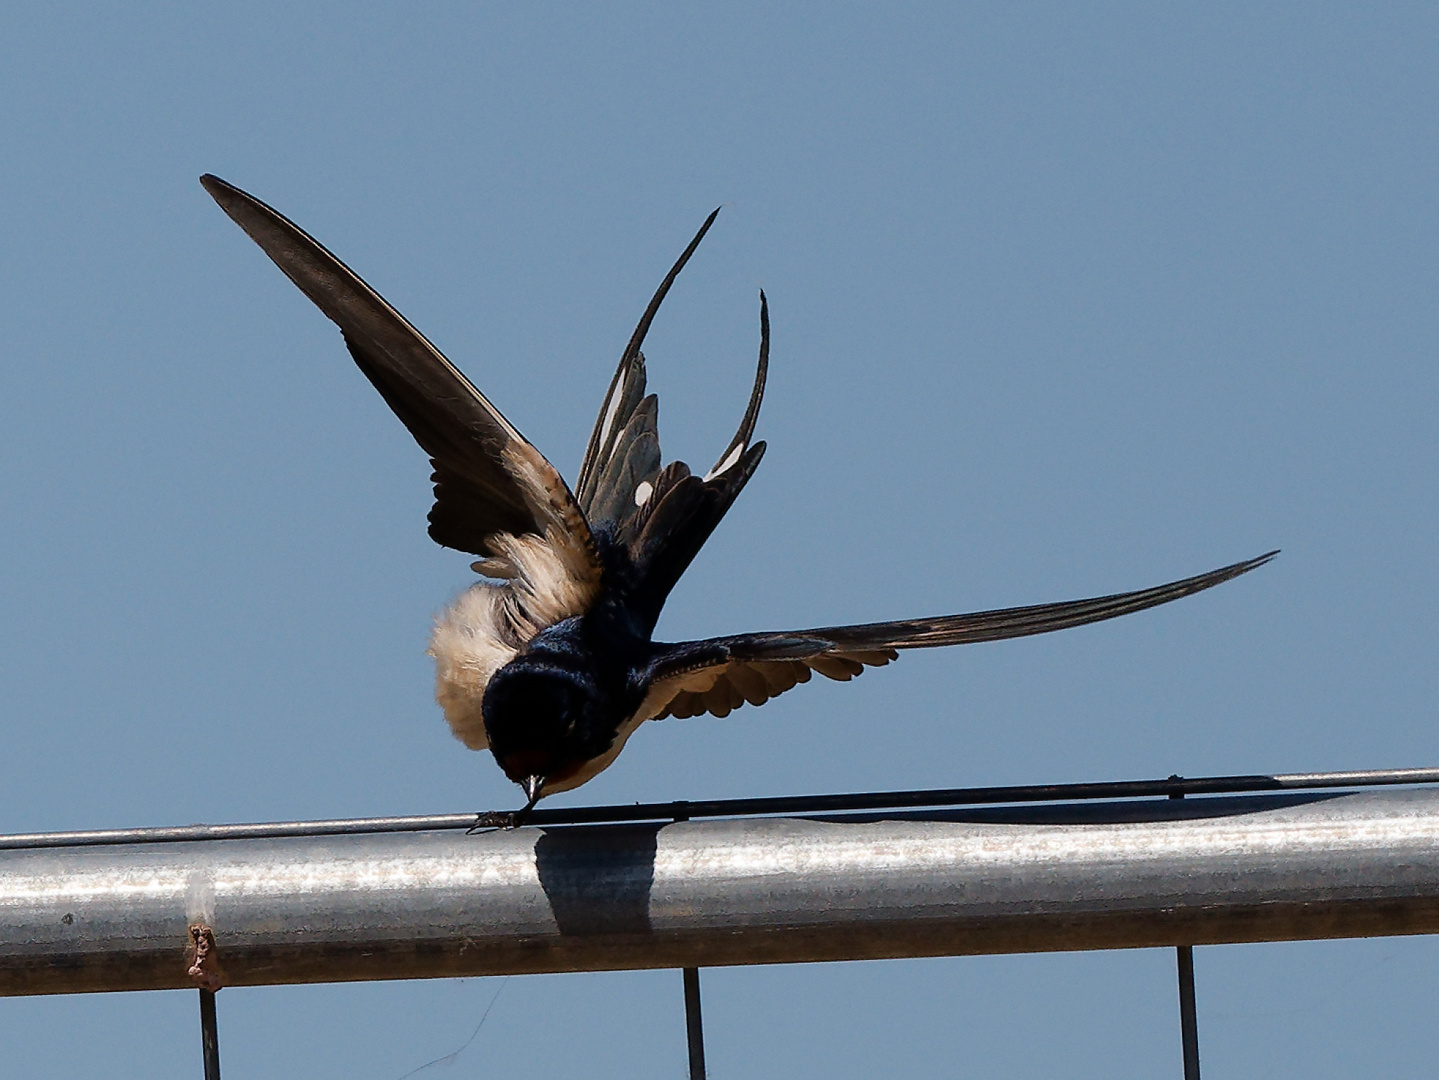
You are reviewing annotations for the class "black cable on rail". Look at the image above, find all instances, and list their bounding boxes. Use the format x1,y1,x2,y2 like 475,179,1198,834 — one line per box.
4,766,1438,851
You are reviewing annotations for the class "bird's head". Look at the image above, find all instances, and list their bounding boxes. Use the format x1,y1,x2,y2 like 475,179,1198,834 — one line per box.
480,657,610,800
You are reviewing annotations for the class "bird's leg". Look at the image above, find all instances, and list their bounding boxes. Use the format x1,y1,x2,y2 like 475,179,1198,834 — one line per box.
467,775,545,833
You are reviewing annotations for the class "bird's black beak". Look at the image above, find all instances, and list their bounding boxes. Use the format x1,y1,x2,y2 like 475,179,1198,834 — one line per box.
518,776,541,811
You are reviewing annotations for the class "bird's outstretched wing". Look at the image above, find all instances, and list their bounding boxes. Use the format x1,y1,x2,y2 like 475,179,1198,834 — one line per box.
640,552,1277,720
200,174,601,591
574,209,769,628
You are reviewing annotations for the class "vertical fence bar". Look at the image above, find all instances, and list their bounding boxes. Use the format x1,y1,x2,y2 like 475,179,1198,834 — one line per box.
1167,776,1201,1079
198,989,221,1080
683,967,707,1080
671,804,707,1080
1176,946,1200,1079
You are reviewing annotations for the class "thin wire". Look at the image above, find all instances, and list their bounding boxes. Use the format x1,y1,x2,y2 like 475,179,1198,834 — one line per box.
391,977,509,1080
5,766,1439,850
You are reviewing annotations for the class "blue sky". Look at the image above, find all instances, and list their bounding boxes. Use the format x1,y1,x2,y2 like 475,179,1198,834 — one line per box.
2,3,1437,1077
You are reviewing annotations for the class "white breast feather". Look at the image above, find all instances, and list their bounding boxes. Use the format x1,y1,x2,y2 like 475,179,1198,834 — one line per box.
427,529,600,751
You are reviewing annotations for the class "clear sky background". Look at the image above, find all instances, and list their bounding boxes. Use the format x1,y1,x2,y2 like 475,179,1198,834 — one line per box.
1,3,1436,1077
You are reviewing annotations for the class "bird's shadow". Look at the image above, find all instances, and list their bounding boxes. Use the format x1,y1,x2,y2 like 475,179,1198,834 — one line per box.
534,824,662,935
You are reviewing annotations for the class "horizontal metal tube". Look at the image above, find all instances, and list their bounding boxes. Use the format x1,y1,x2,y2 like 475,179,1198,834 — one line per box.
4,789,1439,996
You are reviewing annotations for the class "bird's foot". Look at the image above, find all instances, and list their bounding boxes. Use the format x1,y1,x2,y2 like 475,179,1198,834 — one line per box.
466,806,536,833
467,810,519,833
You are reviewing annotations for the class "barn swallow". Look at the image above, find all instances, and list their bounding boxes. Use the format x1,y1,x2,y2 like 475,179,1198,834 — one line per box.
201,174,1275,825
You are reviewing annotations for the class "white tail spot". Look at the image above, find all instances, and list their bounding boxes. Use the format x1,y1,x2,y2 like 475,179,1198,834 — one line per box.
596,371,627,455
703,442,745,482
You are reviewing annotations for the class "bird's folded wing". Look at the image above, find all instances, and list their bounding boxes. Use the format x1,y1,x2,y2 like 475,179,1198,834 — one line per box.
201,174,600,586
640,551,1277,720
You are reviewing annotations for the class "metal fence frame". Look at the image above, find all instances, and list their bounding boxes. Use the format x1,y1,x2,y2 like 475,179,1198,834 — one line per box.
6,767,1439,1079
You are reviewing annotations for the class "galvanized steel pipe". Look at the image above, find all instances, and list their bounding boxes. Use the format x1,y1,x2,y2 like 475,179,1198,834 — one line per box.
4,789,1439,996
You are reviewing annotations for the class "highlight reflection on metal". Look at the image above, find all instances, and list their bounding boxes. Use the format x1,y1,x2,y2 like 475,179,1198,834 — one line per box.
5,788,1439,997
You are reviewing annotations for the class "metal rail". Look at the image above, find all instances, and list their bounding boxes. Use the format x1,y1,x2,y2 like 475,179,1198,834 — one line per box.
5,786,1439,997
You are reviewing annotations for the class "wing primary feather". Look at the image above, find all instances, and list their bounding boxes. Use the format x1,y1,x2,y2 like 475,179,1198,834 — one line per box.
812,550,1278,651
705,290,769,481
202,174,601,580
642,551,1277,722
201,175,524,443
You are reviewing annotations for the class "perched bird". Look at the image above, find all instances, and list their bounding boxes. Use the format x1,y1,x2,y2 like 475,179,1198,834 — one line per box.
202,174,1274,825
